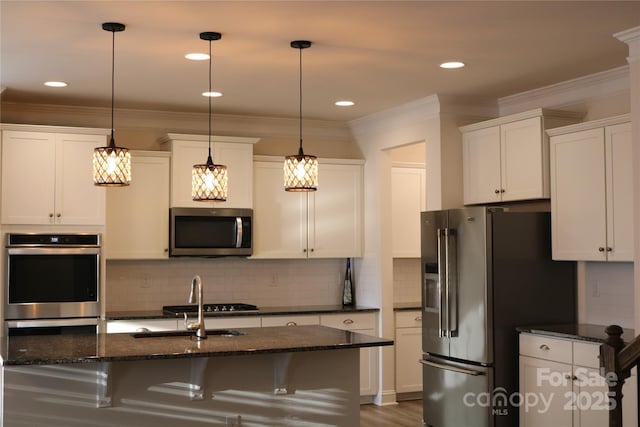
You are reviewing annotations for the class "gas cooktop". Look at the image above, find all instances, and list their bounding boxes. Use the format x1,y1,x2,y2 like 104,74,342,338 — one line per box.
162,303,258,315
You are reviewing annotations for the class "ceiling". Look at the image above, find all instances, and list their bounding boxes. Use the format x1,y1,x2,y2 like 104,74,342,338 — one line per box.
2,1,640,122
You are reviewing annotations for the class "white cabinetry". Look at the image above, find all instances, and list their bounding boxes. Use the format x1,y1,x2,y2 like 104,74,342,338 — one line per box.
395,310,423,395
321,312,377,397
105,318,179,333
460,109,582,205
519,333,638,427
161,134,259,209
261,315,320,327
252,156,363,258
548,115,632,261
391,165,425,258
106,151,170,259
1,126,108,225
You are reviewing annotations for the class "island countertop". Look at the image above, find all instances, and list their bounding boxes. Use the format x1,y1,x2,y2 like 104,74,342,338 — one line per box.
0,325,393,366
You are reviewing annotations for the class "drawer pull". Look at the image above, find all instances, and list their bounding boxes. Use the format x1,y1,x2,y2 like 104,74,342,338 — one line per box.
343,319,354,325
539,344,550,351
285,322,297,327
415,316,422,321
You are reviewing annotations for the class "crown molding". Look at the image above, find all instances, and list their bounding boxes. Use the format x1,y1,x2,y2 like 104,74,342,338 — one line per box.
615,26,640,63
498,66,629,115
0,102,354,142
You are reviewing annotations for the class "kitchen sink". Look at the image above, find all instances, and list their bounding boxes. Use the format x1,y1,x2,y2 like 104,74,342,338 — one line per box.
131,329,244,338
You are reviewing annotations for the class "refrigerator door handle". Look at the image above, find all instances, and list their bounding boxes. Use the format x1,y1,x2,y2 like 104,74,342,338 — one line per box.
419,359,484,376
436,228,447,337
445,228,458,337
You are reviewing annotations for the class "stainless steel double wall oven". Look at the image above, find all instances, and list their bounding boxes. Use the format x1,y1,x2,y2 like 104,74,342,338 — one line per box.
4,233,101,335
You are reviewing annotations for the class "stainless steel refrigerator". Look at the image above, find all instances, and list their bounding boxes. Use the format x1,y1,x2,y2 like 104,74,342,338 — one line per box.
421,207,576,427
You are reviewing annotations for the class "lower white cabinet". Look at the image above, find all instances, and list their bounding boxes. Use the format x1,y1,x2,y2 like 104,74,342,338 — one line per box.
320,312,378,397
395,310,423,395
261,315,320,327
519,333,638,427
105,318,179,333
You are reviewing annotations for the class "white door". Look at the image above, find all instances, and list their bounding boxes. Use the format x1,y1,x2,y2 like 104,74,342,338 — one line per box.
252,160,307,258
550,128,607,261
1,131,56,224
391,166,425,258
309,162,363,258
462,126,501,204
500,116,546,201
605,122,633,261
56,133,106,225
395,326,423,393
106,152,170,259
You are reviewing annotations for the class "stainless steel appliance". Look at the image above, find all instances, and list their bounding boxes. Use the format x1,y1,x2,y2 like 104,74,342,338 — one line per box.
163,303,258,315
421,207,576,427
169,207,252,257
5,233,101,332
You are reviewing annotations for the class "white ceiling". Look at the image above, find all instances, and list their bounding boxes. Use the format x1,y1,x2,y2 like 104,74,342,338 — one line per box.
2,1,640,122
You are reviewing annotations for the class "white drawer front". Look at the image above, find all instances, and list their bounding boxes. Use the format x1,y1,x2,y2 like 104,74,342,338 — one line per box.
320,312,376,331
519,333,572,364
395,310,423,328
573,341,601,368
261,315,320,327
203,316,261,329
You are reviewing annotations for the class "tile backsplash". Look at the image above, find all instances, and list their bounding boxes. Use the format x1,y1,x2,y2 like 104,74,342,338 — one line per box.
393,258,421,304
584,262,634,329
106,258,344,312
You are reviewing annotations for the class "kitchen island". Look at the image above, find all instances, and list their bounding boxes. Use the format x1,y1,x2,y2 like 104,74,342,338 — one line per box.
0,325,392,426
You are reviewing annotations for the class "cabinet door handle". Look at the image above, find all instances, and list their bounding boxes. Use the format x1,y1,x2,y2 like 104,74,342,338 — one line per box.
494,189,500,194
285,322,297,327
598,247,605,252
606,247,612,252
539,344,550,351
310,248,314,252
56,213,61,218
164,248,169,253
500,189,505,193
49,213,54,218
303,248,307,253
415,316,422,321
343,319,354,325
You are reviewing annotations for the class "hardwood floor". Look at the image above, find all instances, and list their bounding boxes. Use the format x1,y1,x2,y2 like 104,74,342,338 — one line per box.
360,399,423,427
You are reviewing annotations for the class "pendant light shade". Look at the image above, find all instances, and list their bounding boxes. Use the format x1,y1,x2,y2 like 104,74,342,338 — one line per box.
93,22,131,187
192,31,227,202
284,40,318,192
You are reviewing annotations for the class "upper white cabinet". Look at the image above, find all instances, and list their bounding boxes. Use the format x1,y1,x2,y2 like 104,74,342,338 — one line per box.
1,125,108,225
160,134,259,209
391,164,425,258
106,151,170,259
252,156,364,259
548,115,632,261
460,109,582,205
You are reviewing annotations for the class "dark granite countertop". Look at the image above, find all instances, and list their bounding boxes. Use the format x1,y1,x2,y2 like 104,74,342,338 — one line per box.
0,325,393,366
393,302,421,311
106,305,379,320
517,323,636,344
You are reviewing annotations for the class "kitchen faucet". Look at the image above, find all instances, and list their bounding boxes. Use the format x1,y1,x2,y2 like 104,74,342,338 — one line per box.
186,275,207,340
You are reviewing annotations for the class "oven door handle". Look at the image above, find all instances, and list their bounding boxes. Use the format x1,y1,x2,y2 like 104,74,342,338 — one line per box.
6,318,99,328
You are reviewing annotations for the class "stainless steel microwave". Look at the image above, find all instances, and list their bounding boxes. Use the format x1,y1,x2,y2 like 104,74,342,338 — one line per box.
169,207,253,257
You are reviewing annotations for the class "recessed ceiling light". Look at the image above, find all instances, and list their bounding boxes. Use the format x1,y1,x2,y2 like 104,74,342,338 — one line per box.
335,100,355,107
186,53,209,61
202,91,222,97
440,61,465,69
44,81,67,87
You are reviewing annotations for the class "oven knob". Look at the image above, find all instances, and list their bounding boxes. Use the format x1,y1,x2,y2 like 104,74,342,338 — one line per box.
221,306,228,311
229,306,235,312
205,306,211,312
213,306,219,312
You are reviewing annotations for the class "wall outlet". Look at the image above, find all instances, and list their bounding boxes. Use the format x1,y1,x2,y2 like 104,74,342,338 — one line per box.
226,415,242,426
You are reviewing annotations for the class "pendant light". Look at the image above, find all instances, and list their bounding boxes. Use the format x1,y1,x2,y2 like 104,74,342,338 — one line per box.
93,22,131,186
284,40,318,192
192,31,228,201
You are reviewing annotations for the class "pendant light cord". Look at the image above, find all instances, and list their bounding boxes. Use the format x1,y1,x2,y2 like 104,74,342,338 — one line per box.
298,46,303,155
110,28,116,148
208,38,213,161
